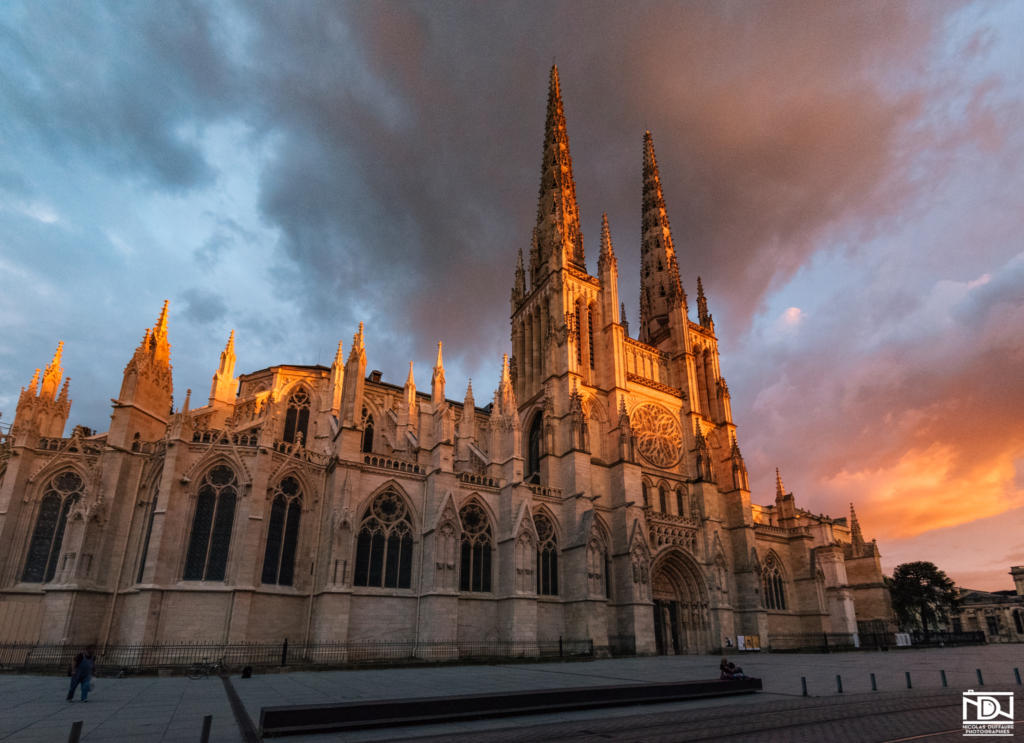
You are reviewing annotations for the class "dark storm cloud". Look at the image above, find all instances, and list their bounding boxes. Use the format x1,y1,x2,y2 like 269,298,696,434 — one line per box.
180,287,228,325
0,2,239,191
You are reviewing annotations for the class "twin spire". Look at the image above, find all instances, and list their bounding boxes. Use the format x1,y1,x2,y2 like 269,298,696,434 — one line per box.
531,65,585,283
523,67,708,344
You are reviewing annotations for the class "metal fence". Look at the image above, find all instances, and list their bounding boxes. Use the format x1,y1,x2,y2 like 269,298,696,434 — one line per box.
765,633,859,651
764,630,987,652
0,638,594,674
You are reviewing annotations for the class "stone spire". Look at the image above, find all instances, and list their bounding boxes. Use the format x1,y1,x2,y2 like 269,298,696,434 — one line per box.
511,249,526,309
25,368,40,396
620,302,629,336
598,213,616,272
431,342,446,406
57,377,70,405
533,64,584,278
459,378,476,441
775,467,786,498
696,276,713,329
492,354,518,420
328,340,345,414
405,361,416,407
729,435,749,491
40,341,64,399
849,503,865,549
209,330,238,406
120,301,173,403
640,131,687,343
597,212,621,326
341,322,367,427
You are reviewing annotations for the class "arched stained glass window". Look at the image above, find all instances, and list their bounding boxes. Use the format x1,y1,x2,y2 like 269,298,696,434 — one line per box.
675,488,685,517
761,555,787,611
658,486,668,513
183,465,238,581
459,502,493,592
526,413,543,484
22,471,83,583
535,513,558,596
362,414,374,454
353,490,413,589
283,388,311,444
262,476,302,586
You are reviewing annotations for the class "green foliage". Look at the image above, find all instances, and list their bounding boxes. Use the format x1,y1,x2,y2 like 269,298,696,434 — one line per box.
887,561,960,632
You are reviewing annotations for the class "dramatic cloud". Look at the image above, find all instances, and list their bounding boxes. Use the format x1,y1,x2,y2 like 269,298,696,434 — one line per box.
0,1,1021,589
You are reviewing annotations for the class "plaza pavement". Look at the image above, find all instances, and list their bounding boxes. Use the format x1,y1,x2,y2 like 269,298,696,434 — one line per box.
0,644,1020,742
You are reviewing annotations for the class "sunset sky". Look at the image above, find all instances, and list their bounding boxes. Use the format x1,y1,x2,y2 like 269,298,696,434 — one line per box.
0,1,1021,591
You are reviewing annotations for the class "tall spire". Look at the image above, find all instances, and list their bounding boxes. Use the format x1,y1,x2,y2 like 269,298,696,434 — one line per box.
209,330,238,406
696,277,713,329
432,341,446,406
533,64,584,277
849,503,865,549
775,467,786,498
640,131,686,343
40,341,64,399
493,353,517,418
598,212,616,272
328,340,345,414
512,249,526,309
348,322,365,363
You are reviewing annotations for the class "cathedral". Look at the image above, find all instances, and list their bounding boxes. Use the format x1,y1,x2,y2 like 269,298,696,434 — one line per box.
0,67,892,655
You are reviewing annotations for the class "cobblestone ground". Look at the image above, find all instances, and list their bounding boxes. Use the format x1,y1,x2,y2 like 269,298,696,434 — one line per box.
0,645,1020,741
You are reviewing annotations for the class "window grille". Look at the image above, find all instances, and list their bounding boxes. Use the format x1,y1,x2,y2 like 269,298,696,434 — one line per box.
761,556,787,610
534,513,558,596
353,490,413,588
261,476,302,586
459,502,493,592
183,465,238,581
22,471,83,583
283,388,311,444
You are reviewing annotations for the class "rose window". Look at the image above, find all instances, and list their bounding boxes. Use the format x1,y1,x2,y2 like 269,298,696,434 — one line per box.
631,403,682,468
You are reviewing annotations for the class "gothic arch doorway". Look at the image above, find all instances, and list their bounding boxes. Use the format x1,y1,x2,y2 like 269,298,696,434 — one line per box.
651,550,711,655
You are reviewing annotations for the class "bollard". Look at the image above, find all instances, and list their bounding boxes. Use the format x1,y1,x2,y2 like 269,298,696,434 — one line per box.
67,721,83,743
801,676,808,697
200,714,212,743
905,671,912,689
940,670,947,688
281,637,288,666
976,668,984,686
870,672,877,691
836,674,843,694
1015,667,1021,685
559,636,563,658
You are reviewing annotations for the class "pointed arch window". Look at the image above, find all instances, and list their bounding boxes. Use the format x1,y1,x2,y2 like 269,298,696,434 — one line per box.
586,532,610,598
587,305,595,369
361,407,374,454
353,490,413,588
183,465,238,581
136,474,162,583
641,482,649,507
761,555,787,611
262,476,302,586
658,486,668,513
459,502,493,592
22,471,83,583
535,513,558,596
675,488,685,517
283,388,311,444
527,413,543,484
1014,609,1023,635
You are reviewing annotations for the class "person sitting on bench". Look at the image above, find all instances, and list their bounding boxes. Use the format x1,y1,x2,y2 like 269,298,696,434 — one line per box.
720,657,746,680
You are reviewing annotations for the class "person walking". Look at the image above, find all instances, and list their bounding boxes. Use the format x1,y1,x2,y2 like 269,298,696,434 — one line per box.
66,645,96,702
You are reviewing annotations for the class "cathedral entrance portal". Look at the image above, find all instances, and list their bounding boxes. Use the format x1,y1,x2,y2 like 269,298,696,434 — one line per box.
651,550,710,655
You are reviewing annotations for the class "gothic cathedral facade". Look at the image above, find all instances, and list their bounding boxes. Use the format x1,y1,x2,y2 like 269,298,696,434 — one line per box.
0,68,892,654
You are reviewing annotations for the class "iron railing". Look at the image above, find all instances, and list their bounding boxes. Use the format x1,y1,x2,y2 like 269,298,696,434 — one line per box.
0,638,594,674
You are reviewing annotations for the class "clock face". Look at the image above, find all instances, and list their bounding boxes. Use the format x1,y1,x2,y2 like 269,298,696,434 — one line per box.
631,403,683,468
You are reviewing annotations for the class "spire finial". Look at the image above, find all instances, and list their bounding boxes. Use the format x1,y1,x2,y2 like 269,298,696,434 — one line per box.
598,212,617,271
850,502,865,547
27,368,40,394
533,64,584,274
348,322,366,362
40,340,65,398
58,377,70,404
155,299,169,334
333,340,344,366
775,467,786,498
696,277,712,328
640,131,686,342
406,360,415,386
465,378,474,402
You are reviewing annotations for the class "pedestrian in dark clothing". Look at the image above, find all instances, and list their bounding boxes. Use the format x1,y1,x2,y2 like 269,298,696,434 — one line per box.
67,646,96,702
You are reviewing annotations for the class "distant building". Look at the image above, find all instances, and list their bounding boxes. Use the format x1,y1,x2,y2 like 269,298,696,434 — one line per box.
949,567,1024,643
0,67,893,654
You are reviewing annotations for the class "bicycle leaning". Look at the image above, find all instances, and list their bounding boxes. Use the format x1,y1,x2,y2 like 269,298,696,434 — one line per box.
186,657,226,680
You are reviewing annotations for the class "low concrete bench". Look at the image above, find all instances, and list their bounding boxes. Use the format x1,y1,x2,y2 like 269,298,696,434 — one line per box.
260,677,762,737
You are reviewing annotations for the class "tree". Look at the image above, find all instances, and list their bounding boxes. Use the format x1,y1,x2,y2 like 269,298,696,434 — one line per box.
887,562,960,633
